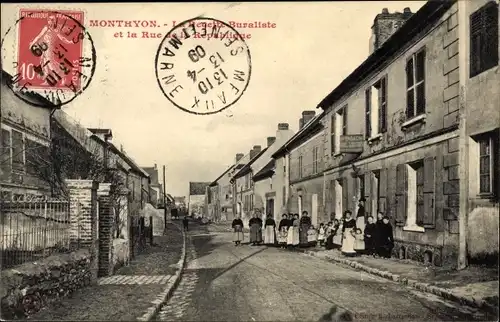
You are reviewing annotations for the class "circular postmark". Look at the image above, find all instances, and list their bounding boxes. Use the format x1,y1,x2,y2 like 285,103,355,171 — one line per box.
155,17,252,115
0,9,96,108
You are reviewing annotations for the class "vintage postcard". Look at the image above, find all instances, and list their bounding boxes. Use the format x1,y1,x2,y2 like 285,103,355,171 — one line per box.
0,1,499,321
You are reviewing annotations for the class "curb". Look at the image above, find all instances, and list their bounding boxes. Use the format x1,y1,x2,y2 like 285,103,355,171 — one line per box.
301,250,499,317
136,222,187,321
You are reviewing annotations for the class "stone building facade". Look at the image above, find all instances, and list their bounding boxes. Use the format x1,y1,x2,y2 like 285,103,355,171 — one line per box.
273,112,327,227
461,0,499,265
318,1,464,267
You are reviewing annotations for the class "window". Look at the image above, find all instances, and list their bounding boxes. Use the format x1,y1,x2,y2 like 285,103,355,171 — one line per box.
333,106,347,155
406,49,426,118
478,135,495,194
298,155,303,178
250,194,254,210
11,129,24,171
358,175,365,200
415,162,425,226
470,1,499,77
312,146,319,174
1,129,11,166
398,158,435,232
225,194,229,200
250,172,254,188
365,77,388,139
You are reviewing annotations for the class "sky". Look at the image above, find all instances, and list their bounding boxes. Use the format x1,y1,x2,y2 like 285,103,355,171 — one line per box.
1,1,426,197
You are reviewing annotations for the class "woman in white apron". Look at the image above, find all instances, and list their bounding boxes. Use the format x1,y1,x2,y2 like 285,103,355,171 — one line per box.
287,213,300,247
341,211,357,256
263,214,276,245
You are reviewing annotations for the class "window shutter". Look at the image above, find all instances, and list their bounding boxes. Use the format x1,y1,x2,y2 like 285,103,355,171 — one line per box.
365,88,371,138
379,168,387,198
470,8,482,77
380,76,387,133
1,129,10,164
364,173,371,216
343,106,348,135
395,164,407,226
422,156,436,228
378,168,388,214
484,2,499,70
330,180,335,215
1,129,11,180
342,177,349,214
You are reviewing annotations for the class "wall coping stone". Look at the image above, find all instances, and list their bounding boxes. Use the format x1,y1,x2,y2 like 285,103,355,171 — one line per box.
98,183,112,196
66,179,98,190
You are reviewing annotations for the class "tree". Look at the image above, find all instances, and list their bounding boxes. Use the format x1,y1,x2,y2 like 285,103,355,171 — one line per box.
1,118,129,239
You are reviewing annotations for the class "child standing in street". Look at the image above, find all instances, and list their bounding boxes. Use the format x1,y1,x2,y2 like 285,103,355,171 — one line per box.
354,228,365,255
307,225,318,247
317,223,326,247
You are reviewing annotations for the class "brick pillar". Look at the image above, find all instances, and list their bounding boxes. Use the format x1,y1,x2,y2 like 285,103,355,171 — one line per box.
98,183,114,277
66,179,99,280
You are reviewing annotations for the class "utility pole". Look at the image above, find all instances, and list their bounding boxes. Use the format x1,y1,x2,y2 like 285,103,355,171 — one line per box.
163,165,167,230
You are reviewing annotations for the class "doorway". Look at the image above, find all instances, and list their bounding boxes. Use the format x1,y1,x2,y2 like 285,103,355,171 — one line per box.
266,198,275,218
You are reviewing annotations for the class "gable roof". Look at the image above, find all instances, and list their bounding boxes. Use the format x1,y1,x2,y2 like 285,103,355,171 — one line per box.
107,141,149,178
252,159,276,182
209,164,235,187
231,147,268,181
272,112,324,159
1,69,56,109
317,1,454,110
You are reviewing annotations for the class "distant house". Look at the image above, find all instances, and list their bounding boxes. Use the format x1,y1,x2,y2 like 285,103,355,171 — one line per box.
1,70,56,200
231,145,268,226
188,182,210,217
272,111,325,227
142,164,162,208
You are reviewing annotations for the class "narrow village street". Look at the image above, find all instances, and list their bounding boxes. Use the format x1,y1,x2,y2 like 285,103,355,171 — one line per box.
155,221,490,322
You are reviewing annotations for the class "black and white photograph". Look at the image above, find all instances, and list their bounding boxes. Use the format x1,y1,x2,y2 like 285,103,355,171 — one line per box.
0,1,499,321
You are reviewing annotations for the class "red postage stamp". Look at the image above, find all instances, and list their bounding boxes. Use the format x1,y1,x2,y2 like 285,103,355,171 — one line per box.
16,9,86,92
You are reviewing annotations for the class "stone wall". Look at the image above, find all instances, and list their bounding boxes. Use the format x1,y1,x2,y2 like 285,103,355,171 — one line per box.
0,249,92,320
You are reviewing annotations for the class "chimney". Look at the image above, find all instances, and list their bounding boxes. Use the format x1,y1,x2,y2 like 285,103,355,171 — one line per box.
278,123,289,130
300,110,316,129
299,118,304,130
369,7,413,54
276,123,291,141
267,136,276,147
235,153,244,163
250,145,262,159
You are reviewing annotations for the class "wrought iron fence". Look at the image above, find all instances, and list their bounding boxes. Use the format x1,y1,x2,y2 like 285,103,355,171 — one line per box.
0,197,75,269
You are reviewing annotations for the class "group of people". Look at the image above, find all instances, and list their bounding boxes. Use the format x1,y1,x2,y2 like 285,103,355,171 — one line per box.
231,210,317,247
320,210,394,257
230,198,395,259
